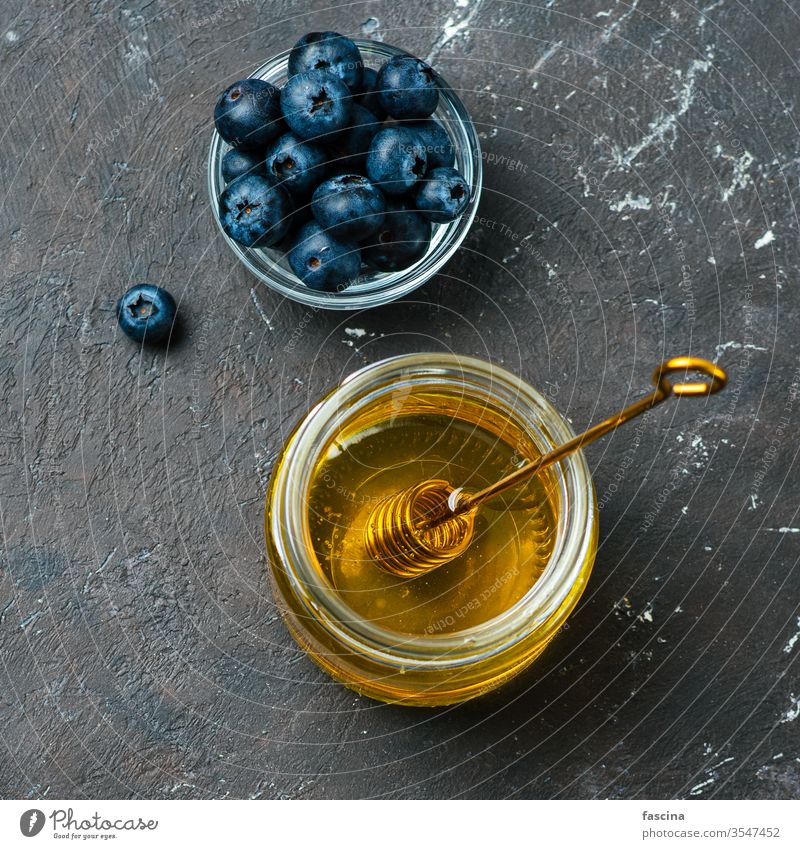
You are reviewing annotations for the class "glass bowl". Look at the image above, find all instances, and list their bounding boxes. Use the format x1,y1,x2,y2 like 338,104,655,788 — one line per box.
265,354,599,706
208,39,483,311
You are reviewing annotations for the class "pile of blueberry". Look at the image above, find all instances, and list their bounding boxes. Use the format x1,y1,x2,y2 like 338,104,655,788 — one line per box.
214,32,471,292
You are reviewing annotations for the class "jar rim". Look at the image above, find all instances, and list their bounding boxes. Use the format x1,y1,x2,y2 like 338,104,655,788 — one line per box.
268,354,596,668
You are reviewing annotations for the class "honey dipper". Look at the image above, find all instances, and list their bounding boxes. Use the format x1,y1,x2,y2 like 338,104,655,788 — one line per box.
365,356,728,577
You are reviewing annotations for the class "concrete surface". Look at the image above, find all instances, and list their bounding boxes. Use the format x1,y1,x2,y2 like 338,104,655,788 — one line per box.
1,0,799,799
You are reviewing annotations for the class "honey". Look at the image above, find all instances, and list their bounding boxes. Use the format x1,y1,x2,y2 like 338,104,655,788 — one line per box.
307,405,559,636
266,354,598,706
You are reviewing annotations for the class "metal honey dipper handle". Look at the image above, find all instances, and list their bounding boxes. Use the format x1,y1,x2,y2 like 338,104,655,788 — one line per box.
364,356,729,578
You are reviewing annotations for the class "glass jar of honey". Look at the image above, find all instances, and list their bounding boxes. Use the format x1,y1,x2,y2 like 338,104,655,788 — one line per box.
265,354,598,706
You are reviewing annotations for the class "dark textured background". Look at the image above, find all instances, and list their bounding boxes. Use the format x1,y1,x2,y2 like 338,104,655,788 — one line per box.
1,0,799,800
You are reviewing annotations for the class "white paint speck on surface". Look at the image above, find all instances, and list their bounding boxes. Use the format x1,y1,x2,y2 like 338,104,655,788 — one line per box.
124,42,149,67
714,340,767,358
609,193,652,212
754,229,775,249
720,150,755,202
249,287,274,331
611,54,711,169
698,0,726,29
638,606,654,623
767,527,800,534
360,17,383,40
426,0,485,62
575,165,594,198
689,777,715,796
531,41,564,73
707,256,716,265
601,0,641,43
5,30,19,42
687,433,710,469
783,617,800,654
345,328,367,338
780,693,800,723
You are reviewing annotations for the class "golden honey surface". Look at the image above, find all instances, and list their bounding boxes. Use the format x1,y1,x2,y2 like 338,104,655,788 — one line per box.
306,393,559,636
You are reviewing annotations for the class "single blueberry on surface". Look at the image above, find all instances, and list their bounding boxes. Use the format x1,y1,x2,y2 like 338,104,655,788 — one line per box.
415,166,470,223
288,221,362,291
221,148,266,182
312,174,386,240
214,79,282,149
354,67,387,119
219,174,294,248
377,55,439,120
116,284,177,344
409,119,455,171
332,104,382,170
288,31,363,90
265,132,328,196
360,201,431,271
280,69,353,141
366,127,427,196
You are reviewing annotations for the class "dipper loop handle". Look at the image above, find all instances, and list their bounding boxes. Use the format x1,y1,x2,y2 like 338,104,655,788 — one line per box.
451,356,727,515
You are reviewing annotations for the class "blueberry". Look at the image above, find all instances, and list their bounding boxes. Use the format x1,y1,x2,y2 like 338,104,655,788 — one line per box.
409,119,455,171
219,174,293,248
366,127,427,195
288,31,363,90
288,221,362,291
265,131,328,196
280,69,352,141
272,203,314,254
116,284,177,345
332,104,382,170
214,79,282,150
361,201,431,272
377,55,439,120
354,67,387,119
312,174,386,240
221,148,266,182
415,166,470,222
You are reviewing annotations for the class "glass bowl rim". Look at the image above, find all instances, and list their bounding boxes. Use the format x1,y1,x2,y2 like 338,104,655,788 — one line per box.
207,38,483,311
